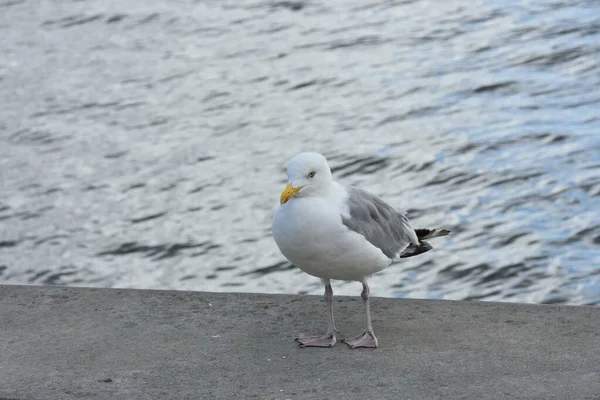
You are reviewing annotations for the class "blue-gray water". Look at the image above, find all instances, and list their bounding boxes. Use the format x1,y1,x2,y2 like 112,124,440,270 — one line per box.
1,0,599,304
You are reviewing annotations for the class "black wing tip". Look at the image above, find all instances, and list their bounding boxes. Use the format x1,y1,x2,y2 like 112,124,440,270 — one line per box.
399,240,433,258
415,228,451,240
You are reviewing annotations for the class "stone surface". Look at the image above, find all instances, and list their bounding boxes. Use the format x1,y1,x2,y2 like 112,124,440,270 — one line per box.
0,284,599,400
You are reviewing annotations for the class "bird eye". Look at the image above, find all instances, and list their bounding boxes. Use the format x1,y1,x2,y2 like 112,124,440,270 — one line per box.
308,171,316,178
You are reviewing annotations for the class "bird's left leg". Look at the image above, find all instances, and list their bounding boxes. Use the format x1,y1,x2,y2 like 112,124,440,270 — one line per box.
342,279,378,349
295,279,338,347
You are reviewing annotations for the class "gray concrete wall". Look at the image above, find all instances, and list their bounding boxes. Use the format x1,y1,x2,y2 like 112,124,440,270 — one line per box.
0,285,598,400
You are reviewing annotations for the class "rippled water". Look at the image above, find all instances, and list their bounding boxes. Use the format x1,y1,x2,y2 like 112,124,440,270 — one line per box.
1,0,599,305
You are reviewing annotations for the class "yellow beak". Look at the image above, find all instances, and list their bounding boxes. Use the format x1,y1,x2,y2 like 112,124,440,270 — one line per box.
280,184,303,204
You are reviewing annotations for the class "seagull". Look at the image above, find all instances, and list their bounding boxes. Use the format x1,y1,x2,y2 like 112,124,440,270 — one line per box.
272,152,450,349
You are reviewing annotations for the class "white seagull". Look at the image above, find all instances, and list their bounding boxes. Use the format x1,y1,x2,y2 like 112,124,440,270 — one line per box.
272,152,450,349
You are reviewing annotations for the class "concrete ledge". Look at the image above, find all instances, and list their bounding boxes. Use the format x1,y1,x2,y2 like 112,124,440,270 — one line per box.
0,285,598,400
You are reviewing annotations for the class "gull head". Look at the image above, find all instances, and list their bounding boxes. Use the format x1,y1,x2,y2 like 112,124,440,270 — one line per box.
279,152,333,204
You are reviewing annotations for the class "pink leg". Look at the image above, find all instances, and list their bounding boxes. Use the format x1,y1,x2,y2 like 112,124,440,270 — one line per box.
295,279,338,348
343,280,378,349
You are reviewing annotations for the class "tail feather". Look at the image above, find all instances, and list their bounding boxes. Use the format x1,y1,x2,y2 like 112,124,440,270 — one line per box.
400,228,450,259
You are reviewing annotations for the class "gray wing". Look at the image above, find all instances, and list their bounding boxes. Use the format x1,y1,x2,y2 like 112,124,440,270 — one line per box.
341,186,419,260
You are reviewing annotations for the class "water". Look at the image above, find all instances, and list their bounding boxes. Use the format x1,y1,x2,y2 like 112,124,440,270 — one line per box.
1,0,599,305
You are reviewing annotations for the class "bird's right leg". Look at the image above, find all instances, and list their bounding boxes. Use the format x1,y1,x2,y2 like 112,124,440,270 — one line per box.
295,279,338,347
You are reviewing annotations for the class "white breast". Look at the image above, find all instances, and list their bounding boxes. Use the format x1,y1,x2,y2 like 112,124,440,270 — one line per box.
271,189,391,282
